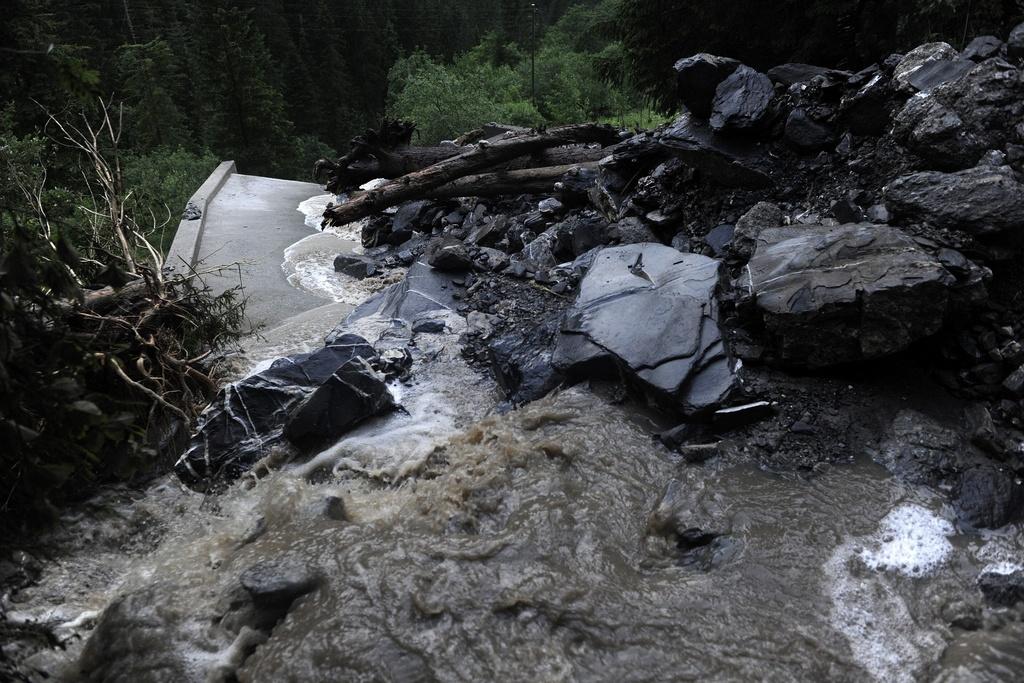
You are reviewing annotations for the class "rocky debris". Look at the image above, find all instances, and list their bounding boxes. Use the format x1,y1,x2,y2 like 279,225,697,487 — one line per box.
885,165,1024,236
554,244,735,415
710,65,775,131
784,108,835,152
892,58,1024,170
737,224,955,367
767,63,851,86
175,335,379,488
978,569,1024,607
658,114,772,187
282,357,395,451
674,53,741,119
840,69,897,135
953,464,1024,529
333,253,379,279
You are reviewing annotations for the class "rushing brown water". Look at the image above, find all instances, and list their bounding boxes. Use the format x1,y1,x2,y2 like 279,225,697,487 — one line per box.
7,197,1024,681
11,379,1024,682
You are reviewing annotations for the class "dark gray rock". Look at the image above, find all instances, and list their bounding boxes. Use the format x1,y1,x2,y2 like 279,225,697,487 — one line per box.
730,201,782,261
1004,365,1024,396
658,114,772,188
903,58,975,92
884,165,1024,237
519,229,559,271
840,72,896,135
954,465,1024,529
392,200,431,235
489,316,564,405
738,224,955,367
892,58,1024,169
426,237,474,271
473,246,510,272
767,63,851,86
333,253,379,279
283,356,394,451
674,53,741,119
240,560,320,609
876,410,974,486
866,204,891,223
538,197,564,215
893,42,959,92
1008,22,1024,61
568,214,611,256
710,65,775,131
182,201,202,221
784,108,835,152
962,35,1003,62
704,223,734,256
553,244,735,415
175,335,377,487
466,214,507,247
610,217,659,245
347,261,460,325
978,570,1024,607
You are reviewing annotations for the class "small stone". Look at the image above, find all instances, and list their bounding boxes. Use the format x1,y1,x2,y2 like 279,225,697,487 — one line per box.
1004,365,1024,396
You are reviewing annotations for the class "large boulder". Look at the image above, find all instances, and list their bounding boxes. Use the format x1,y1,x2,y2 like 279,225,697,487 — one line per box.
674,53,741,119
954,465,1024,529
892,42,959,92
737,224,955,367
884,165,1024,237
553,244,735,415
283,357,395,451
962,35,1003,62
1008,22,1024,61
658,114,772,188
784,108,835,152
347,261,461,325
840,71,897,135
175,335,378,487
767,63,851,86
489,315,564,406
710,65,775,131
333,253,379,279
892,58,1024,170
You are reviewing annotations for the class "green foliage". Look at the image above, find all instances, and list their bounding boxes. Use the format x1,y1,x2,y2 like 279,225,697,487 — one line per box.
123,146,219,252
387,1,655,141
388,51,543,144
115,40,189,151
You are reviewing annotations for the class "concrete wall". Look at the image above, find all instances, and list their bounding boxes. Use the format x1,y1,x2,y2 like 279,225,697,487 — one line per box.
164,160,236,272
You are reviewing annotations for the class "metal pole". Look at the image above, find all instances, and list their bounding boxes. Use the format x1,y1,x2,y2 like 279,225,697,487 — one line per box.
531,3,537,107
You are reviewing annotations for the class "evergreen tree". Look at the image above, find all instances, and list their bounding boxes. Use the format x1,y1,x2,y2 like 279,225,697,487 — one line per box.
187,1,297,176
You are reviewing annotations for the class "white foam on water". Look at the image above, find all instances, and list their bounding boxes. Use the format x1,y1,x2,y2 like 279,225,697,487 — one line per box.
825,503,956,682
859,504,955,577
297,193,335,231
281,225,403,306
982,561,1024,575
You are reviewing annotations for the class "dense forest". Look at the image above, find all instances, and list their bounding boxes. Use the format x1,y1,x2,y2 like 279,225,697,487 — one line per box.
2,0,1022,522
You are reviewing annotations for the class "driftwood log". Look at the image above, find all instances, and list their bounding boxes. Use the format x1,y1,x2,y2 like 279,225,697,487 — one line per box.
322,123,619,227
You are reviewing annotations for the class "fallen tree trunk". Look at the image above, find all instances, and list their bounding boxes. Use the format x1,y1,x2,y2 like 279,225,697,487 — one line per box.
321,144,610,192
416,161,600,200
323,123,618,227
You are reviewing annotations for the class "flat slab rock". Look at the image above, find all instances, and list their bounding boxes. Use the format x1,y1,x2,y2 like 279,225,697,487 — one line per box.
884,164,1024,237
175,334,382,488
553,243,735,415
346,261,461,326
738,223,955,367
658,114,772,188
